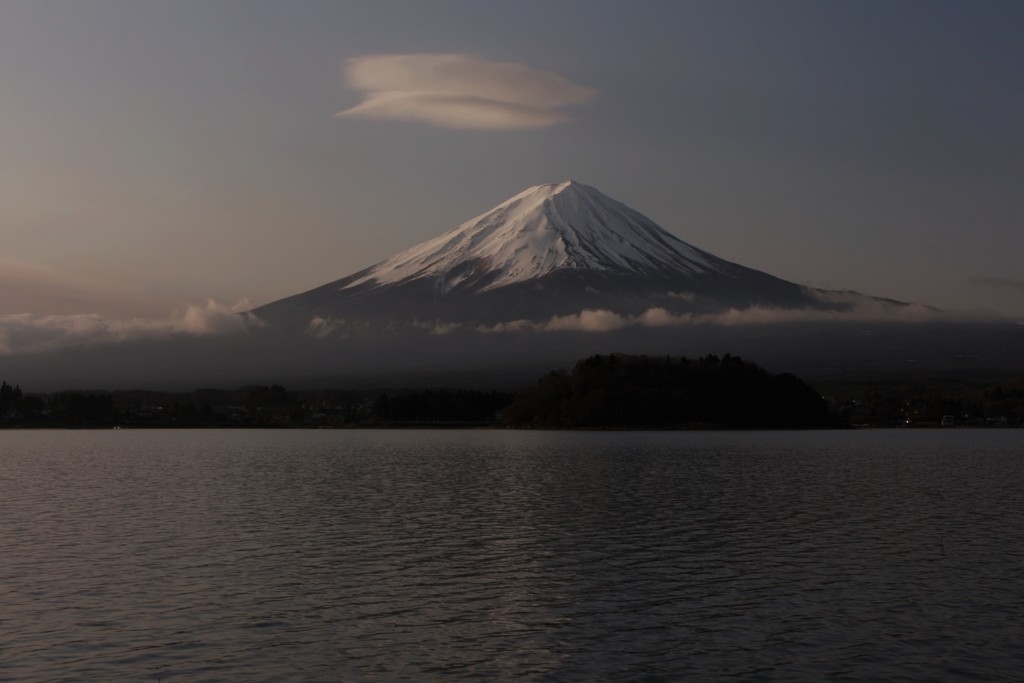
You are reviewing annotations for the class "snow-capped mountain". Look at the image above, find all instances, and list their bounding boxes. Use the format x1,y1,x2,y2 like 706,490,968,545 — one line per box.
343,180,722,292
253,181,880,331
12,180,1005,391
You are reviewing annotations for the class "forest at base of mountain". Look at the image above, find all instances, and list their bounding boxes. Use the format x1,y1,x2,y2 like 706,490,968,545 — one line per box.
501,354,833,429
2,354,1023,429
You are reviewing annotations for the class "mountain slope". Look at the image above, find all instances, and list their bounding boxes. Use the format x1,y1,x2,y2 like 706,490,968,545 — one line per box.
253,181,882,330
343,180,724,292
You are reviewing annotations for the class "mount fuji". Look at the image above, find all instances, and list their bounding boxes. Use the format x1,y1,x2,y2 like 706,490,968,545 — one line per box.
253,181,896,333
8,181,1022,391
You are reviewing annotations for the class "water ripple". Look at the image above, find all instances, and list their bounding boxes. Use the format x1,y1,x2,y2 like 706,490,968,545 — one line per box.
1,429,1022,681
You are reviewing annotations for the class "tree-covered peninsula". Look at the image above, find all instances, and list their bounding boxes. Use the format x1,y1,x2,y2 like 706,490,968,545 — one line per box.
502,354,833,429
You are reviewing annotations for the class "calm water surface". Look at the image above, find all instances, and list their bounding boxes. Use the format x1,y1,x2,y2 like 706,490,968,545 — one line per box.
1,429,1022,682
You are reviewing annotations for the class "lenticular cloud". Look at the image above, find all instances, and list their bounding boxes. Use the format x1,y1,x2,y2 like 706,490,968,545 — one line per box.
335,53,594,130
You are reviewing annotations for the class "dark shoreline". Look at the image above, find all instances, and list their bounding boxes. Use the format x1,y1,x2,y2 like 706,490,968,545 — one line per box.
4,352,1022,430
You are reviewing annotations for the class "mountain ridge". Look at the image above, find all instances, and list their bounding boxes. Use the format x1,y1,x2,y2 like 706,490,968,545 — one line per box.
253,181,899,331
341,180,727,293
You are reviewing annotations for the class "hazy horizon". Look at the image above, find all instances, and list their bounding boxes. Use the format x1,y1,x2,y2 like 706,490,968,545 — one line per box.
3,1,1023,359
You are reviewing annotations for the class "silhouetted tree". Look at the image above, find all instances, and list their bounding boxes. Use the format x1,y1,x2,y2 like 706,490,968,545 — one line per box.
504,354,832,429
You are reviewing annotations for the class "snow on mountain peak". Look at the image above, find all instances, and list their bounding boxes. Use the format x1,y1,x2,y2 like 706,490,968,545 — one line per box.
343,181,723,293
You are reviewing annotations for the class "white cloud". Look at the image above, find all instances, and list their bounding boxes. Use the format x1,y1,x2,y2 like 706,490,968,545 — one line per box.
306,316,380,339
428,320,463,336
179,300,253,335
307,316,343,339
229,298,257,313
0,300,255,355
479,309,630,334
478,298,954,335
545,308,631,332
637,307,689,327
335,53,594,130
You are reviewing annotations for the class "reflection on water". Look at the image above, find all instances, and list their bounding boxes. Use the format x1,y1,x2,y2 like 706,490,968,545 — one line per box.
1,429,1022,681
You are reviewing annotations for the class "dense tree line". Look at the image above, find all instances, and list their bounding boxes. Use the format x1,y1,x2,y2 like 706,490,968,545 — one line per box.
829,378,1024,427
0,380,22,403
0,384,310,428
369,389,515,425
0,382,510,428
0,380,45,422
3,356,1022,429
501,354,833,429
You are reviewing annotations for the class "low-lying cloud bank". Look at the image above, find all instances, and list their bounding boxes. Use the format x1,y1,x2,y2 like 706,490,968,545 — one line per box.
302,294,984,340
306,316,380,339
0,300,257,355
471,299,955,335
336,53,594,130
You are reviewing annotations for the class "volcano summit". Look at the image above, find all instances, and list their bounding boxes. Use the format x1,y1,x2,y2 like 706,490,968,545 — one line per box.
8,182,1021,392
254,181,896,332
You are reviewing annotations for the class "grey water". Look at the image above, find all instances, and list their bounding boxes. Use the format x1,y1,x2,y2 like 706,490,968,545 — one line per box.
1,429,1022,682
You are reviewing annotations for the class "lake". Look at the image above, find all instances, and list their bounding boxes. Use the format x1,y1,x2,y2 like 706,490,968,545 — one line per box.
1,429,1022,682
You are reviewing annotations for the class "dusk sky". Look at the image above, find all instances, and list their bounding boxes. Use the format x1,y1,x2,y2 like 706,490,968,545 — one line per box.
3,0,1023,326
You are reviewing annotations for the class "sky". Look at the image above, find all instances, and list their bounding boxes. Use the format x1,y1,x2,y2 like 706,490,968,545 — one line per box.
2,0,1023,331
